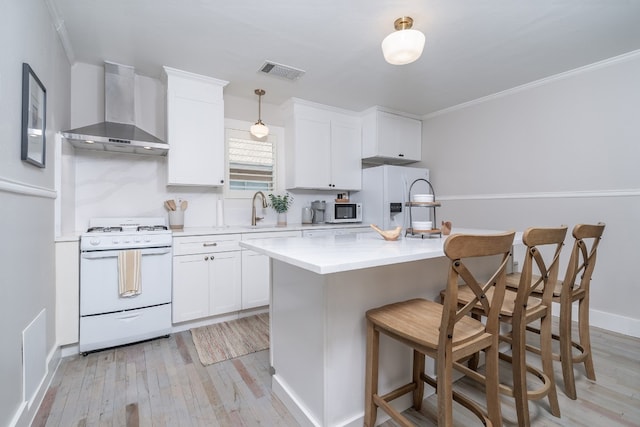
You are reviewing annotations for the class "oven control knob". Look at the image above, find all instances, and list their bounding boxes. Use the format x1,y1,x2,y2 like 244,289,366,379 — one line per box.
144,236,152,242
90,238,100,246
123,238,131,244
112,238,120,244
134,237,141,243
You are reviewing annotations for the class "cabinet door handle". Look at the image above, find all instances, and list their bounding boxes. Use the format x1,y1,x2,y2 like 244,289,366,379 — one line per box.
210,255,215,261
204,256,209,260
203,242,218,247
398,153,404,157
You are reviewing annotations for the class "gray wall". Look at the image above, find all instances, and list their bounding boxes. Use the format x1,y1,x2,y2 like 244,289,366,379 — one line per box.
0,0,70,425
421,52,640,336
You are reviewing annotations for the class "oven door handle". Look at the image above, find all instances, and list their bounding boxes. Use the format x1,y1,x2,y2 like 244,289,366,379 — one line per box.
81,247,172,259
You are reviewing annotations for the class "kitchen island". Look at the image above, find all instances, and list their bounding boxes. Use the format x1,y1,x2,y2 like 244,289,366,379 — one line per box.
240,228,516,427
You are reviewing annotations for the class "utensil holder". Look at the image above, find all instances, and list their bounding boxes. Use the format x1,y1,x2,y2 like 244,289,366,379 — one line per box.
168,210,184,230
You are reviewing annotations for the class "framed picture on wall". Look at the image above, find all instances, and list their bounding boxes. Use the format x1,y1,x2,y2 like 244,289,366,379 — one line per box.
21,63,47,168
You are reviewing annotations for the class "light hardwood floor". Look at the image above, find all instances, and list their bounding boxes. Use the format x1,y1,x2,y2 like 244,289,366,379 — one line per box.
34,322,640,426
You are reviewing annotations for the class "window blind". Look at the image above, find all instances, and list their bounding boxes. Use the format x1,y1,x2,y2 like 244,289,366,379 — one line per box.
228,136,275,191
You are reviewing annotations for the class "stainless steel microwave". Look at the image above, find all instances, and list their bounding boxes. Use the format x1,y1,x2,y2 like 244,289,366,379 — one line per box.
325,202,362,223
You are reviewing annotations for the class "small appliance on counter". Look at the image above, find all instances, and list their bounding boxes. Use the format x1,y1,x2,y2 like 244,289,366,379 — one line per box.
301,206,314,224
325,202,363,223
311,200,326,224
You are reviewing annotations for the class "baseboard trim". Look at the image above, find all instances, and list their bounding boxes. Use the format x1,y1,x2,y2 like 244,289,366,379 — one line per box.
551,305,640,339
10,345,61,427
272,374,320,427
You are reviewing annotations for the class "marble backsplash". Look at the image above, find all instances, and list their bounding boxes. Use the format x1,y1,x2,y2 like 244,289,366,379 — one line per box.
71,149,345,232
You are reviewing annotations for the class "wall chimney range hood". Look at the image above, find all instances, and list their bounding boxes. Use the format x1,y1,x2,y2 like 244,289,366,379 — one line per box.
62,62,168,156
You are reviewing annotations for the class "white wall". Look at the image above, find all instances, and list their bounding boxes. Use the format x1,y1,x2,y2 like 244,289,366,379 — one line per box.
422,51,640,337
65,63,344,232
0,0,71,425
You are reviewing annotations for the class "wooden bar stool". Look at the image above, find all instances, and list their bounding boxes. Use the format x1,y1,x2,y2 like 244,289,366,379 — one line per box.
450,226,567,426
364,231,515,427
506,223,605,400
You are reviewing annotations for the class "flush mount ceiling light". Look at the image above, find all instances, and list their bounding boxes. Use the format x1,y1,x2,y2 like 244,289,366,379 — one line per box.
381,16,425,65
250,89,269,138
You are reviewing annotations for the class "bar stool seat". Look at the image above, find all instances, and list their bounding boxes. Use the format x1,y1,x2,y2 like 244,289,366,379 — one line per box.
364,231,515,427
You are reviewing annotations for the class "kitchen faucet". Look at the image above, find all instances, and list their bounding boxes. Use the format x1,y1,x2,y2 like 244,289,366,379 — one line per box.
251,191,268,226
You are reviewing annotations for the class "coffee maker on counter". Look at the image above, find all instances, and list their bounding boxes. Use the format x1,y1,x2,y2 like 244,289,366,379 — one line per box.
311,200,326,224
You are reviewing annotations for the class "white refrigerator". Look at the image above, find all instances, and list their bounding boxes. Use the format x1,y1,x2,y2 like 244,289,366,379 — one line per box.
353,164,430,230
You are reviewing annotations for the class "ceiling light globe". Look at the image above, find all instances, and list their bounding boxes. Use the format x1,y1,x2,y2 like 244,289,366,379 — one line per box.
381,29,425,65
250,123,269,138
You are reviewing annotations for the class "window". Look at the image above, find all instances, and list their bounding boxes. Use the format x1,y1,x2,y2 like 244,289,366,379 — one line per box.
225,128,276,197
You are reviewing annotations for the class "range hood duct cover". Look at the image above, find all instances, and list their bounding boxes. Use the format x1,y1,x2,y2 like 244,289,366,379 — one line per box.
62,61,168,156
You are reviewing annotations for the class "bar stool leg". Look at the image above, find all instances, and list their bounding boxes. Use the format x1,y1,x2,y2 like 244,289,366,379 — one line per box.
364,320,379,427
512,317,531,427
412,350,425,409
540,311,561,416
579,295,596,380
436,348,454,427
560,299,577,400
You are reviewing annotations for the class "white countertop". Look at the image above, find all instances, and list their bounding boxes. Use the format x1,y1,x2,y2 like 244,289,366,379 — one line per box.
240,227,520,275
172,222,369,237
54,223,370,242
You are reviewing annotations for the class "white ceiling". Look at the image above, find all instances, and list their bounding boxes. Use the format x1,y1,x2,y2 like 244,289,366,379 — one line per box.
49,0,640,116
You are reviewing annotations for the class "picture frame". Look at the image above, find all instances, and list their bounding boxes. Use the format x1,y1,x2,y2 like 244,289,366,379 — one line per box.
21,63,46,168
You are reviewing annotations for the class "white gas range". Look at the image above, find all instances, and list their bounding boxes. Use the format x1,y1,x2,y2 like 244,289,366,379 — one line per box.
79,217,173,354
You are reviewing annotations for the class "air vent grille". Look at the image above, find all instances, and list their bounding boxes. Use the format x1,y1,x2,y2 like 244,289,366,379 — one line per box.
259,61,305,81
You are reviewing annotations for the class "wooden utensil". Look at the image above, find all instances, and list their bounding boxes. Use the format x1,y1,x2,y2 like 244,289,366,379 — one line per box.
370,224,402,241
165,199,176,211
180,200,188,211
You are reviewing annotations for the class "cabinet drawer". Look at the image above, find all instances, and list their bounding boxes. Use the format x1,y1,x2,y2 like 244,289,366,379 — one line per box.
173,234,241,255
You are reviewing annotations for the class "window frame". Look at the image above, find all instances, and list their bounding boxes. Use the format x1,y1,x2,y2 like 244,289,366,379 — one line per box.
224,119,284,199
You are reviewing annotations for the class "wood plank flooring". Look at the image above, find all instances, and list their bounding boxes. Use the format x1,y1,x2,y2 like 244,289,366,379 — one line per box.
33,322,640,426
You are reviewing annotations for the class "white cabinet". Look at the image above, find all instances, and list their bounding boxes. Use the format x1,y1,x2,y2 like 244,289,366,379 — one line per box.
362,107,422,164
283,99,361,190
163,66,229,186
172,234,241,323
241,251,270,309
55,240,80,345
172,253,210,322
241,231,300,309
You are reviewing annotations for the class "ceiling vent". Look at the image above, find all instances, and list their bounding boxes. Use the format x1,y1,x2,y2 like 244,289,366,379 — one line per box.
259,61,305,81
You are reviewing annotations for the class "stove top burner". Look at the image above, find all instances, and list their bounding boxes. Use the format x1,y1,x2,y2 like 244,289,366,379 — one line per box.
137,225,168,231
87,226,123,233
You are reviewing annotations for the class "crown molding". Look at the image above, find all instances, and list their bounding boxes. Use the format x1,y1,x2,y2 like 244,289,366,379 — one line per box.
423,49,640,120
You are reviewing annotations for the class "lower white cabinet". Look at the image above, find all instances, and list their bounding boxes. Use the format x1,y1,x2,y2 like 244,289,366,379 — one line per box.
241,231,300,310
241,250,270,309
172,234,241,323
173,230,300,323
55,240,80,345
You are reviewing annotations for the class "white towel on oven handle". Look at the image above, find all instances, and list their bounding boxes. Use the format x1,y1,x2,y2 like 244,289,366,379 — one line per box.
118,249,142,297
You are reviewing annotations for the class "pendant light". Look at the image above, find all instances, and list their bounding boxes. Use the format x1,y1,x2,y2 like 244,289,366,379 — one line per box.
381,16,425,65
250,89,269,138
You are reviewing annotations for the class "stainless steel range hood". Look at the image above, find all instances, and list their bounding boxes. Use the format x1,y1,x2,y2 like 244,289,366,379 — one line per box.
62,62,168,156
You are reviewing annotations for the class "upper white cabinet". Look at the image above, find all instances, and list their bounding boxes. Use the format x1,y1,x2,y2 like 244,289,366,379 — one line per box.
361,107,422,164
283,99,362,190
163,66,229,186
